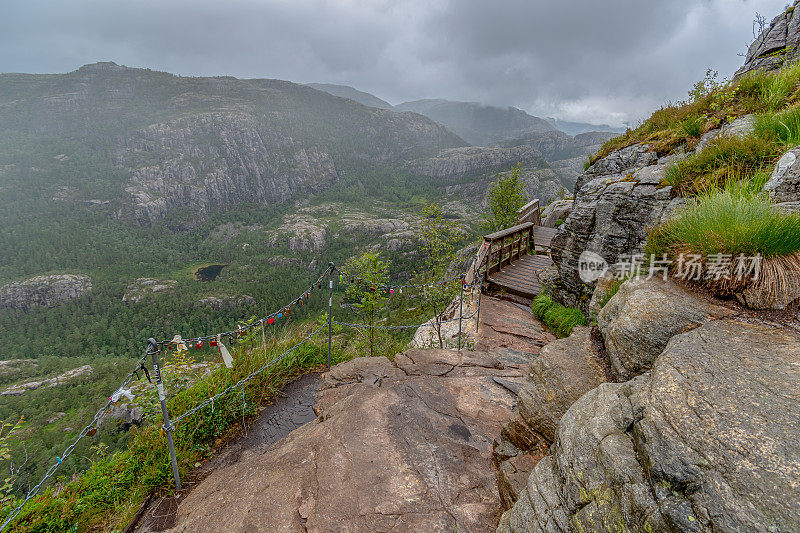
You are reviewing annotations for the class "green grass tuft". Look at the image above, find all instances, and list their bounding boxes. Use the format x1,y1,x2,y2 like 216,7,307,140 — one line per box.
755,105,800,146
662,134,778,196
678,114,706,138
650,181,800,258
531,294,587,338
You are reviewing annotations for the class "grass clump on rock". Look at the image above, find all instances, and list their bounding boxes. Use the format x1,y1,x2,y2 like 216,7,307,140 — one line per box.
646,180,800,299
531,294,587,338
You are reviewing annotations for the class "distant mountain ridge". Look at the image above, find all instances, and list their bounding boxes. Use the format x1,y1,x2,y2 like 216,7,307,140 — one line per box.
0,63,465,226
306,83,394,109
395,99,555,146
545,117,627,136
304,83,623,145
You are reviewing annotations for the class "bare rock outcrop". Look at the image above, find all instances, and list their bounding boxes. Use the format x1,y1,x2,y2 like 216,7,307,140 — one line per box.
550,153,673,304
169,347,537,532
0,274,92,311
1,365,93,396
764,145,800,202
194,295,256,310
735,1,800,78
540,199,572,228
413,145,549,182
499,319,800,533
597,278,734,381
123,278,177,303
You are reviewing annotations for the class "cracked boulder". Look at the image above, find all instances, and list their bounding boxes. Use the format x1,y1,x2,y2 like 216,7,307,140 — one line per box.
169,347,537,532
499,319,800,532
493,326,610,512
597,278,733,381
551,150,673,305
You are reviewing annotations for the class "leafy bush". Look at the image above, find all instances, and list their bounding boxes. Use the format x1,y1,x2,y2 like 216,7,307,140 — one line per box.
483,164,529,232
531,294,587,338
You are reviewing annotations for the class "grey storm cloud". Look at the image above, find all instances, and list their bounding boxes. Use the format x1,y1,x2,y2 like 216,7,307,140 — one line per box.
0,0,788,126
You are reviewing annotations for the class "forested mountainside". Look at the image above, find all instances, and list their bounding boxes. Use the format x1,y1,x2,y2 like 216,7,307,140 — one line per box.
0,61,581,487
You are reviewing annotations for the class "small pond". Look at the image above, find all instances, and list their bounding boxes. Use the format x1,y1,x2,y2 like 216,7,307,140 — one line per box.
194,264,227,282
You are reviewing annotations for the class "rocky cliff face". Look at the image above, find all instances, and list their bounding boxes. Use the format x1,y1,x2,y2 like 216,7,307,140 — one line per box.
118,111,340,224
735,1,800,78
0,274,92,311
498,279,800,532
548,115,755,308
0,63,465,227
412,145,548,181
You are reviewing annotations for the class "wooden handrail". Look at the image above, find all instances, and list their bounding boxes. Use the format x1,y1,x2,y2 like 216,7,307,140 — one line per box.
483,222,534,242
517,199,541,226
479,222,535,277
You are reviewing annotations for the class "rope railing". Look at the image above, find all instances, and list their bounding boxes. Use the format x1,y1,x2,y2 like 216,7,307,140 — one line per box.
156,264,335,346
1,259,485,531
0,352,150,532
332,265,466,291
169,323,327,427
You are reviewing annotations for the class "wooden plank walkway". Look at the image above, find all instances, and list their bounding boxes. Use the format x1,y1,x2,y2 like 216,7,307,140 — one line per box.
533,226,557,250
487,254,554,298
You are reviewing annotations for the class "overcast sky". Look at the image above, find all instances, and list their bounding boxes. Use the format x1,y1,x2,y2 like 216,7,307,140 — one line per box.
0,0,788,126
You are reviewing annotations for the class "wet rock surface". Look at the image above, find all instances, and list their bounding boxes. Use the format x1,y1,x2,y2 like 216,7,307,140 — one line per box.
134,374,323,533
163,296,547,532
169,349,529,532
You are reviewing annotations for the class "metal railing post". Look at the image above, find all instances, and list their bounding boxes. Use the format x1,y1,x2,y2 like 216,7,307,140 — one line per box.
457,278,464,351
327,263,334,369
148,338,181,492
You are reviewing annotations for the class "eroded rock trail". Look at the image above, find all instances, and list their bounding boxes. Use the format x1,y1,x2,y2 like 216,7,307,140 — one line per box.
497,278,800,533
162,296,551,532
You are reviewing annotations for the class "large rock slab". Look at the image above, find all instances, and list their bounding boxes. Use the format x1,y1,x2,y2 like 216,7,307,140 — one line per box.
0,274,92,311
499,319,800,532
475,297,555,355
597,278,734,381
551,159,673,303
169,347,536,532
516,326,609,444
764,145,800,202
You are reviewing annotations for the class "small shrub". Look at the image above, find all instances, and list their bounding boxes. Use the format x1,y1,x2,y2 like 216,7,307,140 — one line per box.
531,294,587,338
483,164,529,232
755,105,800,146
678,114,706,138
